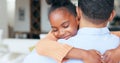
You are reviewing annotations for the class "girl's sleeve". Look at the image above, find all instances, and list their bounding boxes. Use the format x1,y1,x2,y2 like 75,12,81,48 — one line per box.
35,31,73,62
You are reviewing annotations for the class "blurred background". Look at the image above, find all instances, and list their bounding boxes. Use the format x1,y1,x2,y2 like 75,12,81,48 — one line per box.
0,0,119,63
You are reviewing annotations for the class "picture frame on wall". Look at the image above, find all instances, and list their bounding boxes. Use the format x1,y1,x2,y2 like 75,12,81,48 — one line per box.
18,7,25,21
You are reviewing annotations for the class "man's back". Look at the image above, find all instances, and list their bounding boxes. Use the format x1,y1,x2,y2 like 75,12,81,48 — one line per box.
59,27,119,63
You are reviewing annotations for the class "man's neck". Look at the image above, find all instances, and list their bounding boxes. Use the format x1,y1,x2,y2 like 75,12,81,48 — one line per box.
79,18,108,28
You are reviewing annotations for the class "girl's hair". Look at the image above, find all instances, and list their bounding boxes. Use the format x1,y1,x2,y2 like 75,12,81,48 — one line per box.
46,0,77,17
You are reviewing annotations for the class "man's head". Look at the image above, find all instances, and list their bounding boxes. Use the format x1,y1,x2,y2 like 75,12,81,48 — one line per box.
78,0,115,25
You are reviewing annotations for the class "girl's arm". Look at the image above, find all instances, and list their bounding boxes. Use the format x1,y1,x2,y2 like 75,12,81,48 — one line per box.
36,39,73,62
36,31,73,62
111,31,120,37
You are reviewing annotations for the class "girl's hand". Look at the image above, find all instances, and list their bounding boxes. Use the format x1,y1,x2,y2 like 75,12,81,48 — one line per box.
83,50,102,63
45,30,58,41
103,46,120,63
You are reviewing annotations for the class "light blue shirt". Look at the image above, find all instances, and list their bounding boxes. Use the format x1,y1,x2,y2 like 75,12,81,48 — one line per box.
23,27,120,63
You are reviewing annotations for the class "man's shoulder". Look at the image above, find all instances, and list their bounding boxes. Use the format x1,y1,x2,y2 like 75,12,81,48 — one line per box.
58,36,76,43
58,36,78,46
110,33,120,40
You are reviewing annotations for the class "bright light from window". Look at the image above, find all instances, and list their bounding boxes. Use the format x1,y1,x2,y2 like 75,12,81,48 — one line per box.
7,0,15,12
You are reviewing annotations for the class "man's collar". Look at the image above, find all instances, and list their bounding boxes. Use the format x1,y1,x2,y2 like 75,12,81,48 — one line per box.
77,27,110,35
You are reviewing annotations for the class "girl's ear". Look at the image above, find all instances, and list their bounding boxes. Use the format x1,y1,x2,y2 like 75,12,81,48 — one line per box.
76,6,80,17
108,10,116,22
76,16,80,26
76,6,82,18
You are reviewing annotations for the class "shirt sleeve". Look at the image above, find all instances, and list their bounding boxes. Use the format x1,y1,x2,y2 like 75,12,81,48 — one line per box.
36,32,73,62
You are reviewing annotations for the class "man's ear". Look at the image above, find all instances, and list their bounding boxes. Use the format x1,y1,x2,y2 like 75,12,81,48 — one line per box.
108,10,116,22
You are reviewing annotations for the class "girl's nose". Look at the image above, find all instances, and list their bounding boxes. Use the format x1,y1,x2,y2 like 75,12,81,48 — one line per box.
57,30,65,38
60,30,65,35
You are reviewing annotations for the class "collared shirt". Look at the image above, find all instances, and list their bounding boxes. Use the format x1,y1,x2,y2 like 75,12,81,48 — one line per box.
23,27,120,63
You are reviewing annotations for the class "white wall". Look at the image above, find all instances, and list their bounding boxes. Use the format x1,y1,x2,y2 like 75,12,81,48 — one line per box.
0,0,8,38
14,0,30,32
7,0,15,27
41,0,51,33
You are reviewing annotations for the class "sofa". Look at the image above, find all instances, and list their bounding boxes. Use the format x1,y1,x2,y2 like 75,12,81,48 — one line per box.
0,39,39,63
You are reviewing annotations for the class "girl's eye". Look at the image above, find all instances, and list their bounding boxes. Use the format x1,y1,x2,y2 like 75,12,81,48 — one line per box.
52,28,58,32
62,21,69,28
63,23,69,28
63,24,69,28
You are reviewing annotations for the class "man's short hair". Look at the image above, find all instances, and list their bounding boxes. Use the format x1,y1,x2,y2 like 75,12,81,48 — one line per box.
78,0,114,24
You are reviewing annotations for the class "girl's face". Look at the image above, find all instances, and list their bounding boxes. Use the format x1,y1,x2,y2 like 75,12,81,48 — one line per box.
49,8,79,39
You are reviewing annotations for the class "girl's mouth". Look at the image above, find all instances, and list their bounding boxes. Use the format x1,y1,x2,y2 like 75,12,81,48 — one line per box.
63,35,71,40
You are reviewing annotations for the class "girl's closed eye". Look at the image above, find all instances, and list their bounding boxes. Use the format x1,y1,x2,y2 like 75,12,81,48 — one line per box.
62,21,69,28
52,28,58,32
